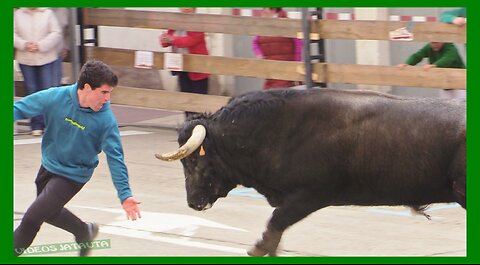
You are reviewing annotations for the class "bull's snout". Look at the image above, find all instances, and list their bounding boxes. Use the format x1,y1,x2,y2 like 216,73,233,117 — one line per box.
188,202,200,210
188,202,212,211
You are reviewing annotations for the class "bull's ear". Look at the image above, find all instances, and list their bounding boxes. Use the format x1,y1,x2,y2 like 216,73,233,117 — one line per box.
199,145,206,156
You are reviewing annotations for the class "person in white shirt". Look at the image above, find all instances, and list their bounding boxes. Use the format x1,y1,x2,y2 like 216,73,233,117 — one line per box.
14,8,62,136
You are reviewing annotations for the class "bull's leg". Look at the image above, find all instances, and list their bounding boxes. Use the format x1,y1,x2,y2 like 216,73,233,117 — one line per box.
246,226,282,257
247,193,321,256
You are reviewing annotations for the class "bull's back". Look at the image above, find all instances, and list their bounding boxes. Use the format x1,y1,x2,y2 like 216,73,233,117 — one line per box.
294,90,463,203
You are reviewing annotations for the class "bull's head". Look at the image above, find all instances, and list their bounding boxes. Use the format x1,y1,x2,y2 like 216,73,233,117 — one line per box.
156,124,235,211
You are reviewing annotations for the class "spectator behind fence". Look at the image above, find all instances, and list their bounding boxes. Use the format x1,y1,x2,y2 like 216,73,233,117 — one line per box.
440,8,466,27
397,42,465,98
252,8,303,90
52,8,71,86
440,7,466,58
14,8,61,136
13,60,142,257
159,7,209,119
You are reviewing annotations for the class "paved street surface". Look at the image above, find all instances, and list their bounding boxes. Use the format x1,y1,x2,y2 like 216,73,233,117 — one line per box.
14,105,466,257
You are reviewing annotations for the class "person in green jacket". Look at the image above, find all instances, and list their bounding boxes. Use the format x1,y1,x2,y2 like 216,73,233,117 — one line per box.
440,8,466,27
397,42,465,70
397,42,465,98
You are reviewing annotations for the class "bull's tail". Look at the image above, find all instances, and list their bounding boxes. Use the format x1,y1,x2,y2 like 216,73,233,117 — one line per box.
451,129,466,209
410,205,431,220
453,180,465,209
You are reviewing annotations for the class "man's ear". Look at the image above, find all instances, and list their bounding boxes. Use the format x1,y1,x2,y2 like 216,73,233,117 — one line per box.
84,83,92,91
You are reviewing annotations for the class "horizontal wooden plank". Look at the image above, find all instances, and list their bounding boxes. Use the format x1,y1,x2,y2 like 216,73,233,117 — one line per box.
111,86,230,113
318,20,466,43
83,8,301,38
87,47,465,89
83,8,465,43
86,47,309,81
326,64,466,90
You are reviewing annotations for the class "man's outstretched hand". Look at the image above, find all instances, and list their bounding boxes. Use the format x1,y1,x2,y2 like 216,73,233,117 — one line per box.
122,197,142,221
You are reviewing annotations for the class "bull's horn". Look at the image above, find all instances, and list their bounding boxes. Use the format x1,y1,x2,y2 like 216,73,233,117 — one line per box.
155,125,206,161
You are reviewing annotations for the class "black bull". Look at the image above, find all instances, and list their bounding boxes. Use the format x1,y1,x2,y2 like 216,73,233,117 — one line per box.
156,89,466,256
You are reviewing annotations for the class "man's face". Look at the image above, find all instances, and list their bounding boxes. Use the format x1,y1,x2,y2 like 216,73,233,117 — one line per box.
84,84,113,112
430,42,444,51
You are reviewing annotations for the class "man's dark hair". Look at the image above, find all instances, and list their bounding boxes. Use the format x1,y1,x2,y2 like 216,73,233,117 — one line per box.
77,60,118,90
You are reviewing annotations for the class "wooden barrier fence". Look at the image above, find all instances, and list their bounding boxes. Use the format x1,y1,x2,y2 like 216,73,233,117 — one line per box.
83,8,466,43
80,8,467,113
88,47,466,90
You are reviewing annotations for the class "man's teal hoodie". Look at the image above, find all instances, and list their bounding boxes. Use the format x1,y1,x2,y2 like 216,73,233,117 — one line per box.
14,84,132,203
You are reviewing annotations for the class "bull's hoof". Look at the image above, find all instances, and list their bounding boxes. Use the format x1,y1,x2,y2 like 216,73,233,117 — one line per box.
247,246,268,256
247,246,277,256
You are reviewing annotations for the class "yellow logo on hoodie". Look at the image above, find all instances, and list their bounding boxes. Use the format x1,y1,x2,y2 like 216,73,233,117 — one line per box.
64,117,86,130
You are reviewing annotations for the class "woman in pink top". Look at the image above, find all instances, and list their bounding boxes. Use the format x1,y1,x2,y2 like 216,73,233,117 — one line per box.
252,8,303,90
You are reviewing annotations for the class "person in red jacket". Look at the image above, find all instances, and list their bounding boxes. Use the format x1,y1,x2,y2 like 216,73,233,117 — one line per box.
252,8,303,90
159,7,209,118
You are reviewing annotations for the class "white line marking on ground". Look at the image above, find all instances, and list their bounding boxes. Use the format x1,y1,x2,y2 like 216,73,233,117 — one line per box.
229,187,265,199
368,204,460,219
13,138,43,146
101,226,246,254
74,206,247,254
118,130,153,137
14,130,152,146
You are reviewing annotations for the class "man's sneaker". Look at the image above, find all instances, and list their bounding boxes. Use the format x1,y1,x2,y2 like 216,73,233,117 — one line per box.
31,130,43,136
77,222,99,256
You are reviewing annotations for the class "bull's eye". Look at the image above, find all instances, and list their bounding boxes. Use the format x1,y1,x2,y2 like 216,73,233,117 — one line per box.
209,182,212,187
